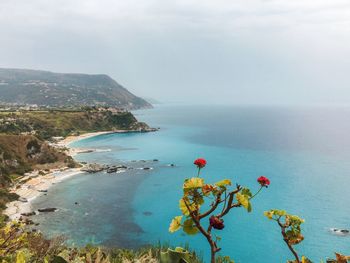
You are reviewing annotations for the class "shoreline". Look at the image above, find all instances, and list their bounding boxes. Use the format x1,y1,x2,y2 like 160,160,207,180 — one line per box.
3,130,117,220
4,128,157,220
59,129,158,156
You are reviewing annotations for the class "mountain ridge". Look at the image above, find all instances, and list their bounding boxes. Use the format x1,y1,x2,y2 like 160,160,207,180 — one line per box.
0,68,152,110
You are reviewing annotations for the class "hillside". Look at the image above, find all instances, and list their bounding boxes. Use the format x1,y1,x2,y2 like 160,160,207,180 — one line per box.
0,108,154,225
0,134,74,185
0,108,151,140
0,134,76,224
0,68,152,109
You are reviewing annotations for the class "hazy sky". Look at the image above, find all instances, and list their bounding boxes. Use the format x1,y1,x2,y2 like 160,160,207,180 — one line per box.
1,0,350,105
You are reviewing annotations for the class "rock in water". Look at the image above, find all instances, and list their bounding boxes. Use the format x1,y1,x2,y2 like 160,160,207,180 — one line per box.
21,212,36,217
38,208,57,212
81,163,105,173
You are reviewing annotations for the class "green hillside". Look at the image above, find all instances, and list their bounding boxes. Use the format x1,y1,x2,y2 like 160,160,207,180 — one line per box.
0,68,152,109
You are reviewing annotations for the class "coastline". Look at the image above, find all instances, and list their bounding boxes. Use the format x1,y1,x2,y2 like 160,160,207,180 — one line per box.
3,131,115,220
4,128,157,220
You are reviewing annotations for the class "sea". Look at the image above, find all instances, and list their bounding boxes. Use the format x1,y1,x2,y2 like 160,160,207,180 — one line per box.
31,104,350,262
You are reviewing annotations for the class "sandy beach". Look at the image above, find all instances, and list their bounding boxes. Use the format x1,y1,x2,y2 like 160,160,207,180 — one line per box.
58,131,114,147
4,131,113,220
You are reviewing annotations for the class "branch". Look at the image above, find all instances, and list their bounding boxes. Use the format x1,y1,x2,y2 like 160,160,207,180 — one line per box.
277,218,300,263
218,184,242,217
199,192,222,219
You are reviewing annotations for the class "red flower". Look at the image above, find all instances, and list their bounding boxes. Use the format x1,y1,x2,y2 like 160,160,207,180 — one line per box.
257,176,270,187
209,216,224,230
194,158,207,168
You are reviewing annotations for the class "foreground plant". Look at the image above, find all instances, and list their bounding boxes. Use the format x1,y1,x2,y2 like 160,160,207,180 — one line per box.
169,158,269,263
264,209,307,263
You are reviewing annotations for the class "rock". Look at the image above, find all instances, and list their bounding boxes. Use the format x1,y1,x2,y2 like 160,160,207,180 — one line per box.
78,149,94,154
38,208,57,212
107,167,118,173
107,165,127,173
140,127,158,132
21,212,36,217
81,163,105,173
18,197,28,202
21,218,34,225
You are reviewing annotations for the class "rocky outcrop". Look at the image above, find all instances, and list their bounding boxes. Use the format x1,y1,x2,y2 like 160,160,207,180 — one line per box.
81,163,107,173
106,165,127,173
38,208,57,212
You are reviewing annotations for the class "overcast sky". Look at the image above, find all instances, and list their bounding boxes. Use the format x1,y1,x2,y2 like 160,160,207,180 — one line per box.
1,0,350,105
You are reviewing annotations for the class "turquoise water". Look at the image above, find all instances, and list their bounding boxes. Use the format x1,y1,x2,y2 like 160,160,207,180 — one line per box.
32,105,350,262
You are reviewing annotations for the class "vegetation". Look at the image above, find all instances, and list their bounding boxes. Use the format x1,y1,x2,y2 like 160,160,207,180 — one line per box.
169,158,348,263
0,108,151,227
0,68,152,110
0,108,150,140
0,222,202,263
169,158,269,263
0,134,75,227
264,209,306,263
0,114,348,262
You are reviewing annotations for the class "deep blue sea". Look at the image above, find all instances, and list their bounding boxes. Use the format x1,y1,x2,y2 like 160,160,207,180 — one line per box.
31,105,350,262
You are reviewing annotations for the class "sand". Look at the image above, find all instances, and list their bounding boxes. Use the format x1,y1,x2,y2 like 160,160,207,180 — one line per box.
4,131,113,220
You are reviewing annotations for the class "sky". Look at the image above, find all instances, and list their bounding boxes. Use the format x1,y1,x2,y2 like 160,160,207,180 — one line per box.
0,0,350,105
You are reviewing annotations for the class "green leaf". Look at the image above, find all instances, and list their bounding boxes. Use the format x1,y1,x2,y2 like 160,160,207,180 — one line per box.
264,211,274,219
16,251,26,263
183,177,204,191
247,202,252,212
215,179,232,188
236,192,251,212
179,198,198,216
273,209,287,217
241,188,252,197
183,219,199,235
169,216,183,233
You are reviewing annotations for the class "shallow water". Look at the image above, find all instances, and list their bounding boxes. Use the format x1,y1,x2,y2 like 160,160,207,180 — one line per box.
32,105,350,262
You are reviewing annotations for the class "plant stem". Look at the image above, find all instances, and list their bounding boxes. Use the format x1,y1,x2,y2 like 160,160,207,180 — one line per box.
282,231,300,263
277,219,300,263
183,198,218,263
250,186,263,200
